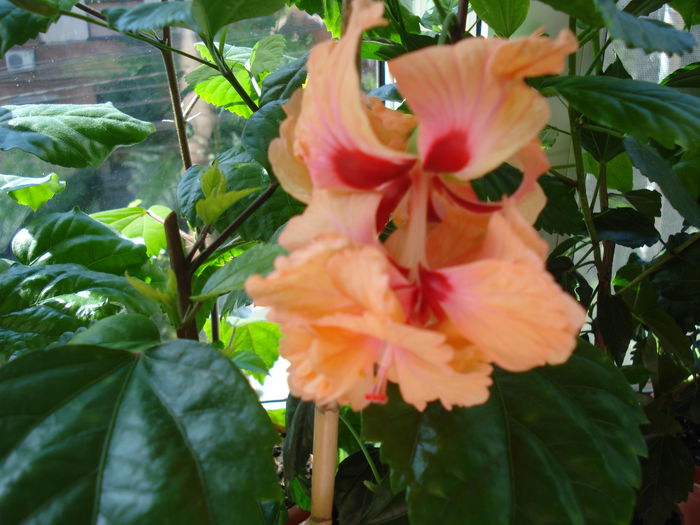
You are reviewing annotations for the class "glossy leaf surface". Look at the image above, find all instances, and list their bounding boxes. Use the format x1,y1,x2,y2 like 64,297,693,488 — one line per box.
13,210,148,275
103,1,195,32
364,340,647,525
91,205,171,257
0,103,155,168
470,0,529,36
0,341,280,525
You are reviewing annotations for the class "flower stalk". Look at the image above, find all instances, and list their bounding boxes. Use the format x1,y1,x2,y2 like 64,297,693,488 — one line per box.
304,404,339,525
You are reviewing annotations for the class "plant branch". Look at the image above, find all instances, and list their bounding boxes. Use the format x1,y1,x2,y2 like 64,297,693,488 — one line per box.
75,2,107,21
338,411,381,485
59,10,216,69
210,44,260,113
449,0,469,42
186,224,211,263
164,212,198,340
616,233,700,296
190,182,279,272
160,22,193,170
304,404,339,525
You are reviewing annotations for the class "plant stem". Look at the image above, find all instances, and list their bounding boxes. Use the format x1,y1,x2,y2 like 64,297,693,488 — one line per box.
616,233,700,296
568,17,606,351
581,122,624,138
304,404,339,525
186,224,211,263
75,2,107,21
164,212,198,340
210,44,260,113
449,0,469,42
338,412,381,485
585,38,611,76
190,182,280,272
59,10,216,69
160,23,193,170
210,302,220,342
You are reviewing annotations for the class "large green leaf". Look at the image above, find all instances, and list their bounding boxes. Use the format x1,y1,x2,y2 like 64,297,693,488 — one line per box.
193,242,285,300
283,396,314,510
671,0,700,28
538,76,700,150
91,205,171,257
68,313,160,350
242,101,285,171
259,54,307,107
0,172,64,210
364,340,647,525
596,0,695,55
533,0,602,27
0,0,52,56
12,209,148,275
625,138,700,229
0,341,280,525
470,0,528,37
103,1,195,32
0,263,156,360
635,435,695,525
191,0,284,42
0,103,155,168
8,0,75,16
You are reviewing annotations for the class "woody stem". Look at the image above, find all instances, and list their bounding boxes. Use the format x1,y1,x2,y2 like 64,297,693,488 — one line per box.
304,404,339,525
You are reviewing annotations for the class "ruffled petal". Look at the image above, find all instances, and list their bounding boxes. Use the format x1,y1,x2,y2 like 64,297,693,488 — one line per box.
279,189,384,251
389,30,576,180
426,260,586,372
293,0,416,190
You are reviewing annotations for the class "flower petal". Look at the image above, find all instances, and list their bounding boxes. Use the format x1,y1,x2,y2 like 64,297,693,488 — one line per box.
428,260,586,371
268,90,313,203
389,31,576,180
279,189,384,251
294,0,416,190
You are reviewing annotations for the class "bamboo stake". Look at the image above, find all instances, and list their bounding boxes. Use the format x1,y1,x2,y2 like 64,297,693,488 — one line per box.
302,404,339,525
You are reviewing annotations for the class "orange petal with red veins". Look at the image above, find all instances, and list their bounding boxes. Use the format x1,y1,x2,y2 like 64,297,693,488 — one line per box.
429,260,586,372
389,30,576,180
268,90,312,203
279,189,384,251
294,0,416,190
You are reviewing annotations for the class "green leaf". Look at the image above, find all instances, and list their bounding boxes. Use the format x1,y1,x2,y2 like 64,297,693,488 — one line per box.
364,340,647,525
196,187,258,224
12,209,148,275
194,41,252,63
283,396,314,509
661,62,700,96
0,172,65,210
334,448,408,525
671,0,700,28
639,308,695,372
91,205,171,257
624,137,700,228
250,35,286,78
259,54,307,107
580,120,625,163
469,0,529,36
186,61,256,117
0,341,280,525
0,103,155,168
242,101,285,171
623,0,666,16
200,164,227,198
103,1,195,32
635,435,695,525
68,313,160,350
594,207,659,248
538,76,700,150
584,151,633,193
533,0,602,27
8,0,58,17
535,175,584,235
596,0,695,55
191,0,285,42
470,163,521,201
596,294,634,365
0,263,157,361
229,320,281,383
193,242,285,300
289,0,342,37
624,188,662,218
0,0,53,56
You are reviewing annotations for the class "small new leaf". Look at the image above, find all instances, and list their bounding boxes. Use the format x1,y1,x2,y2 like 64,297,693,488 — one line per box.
0,172,65,210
